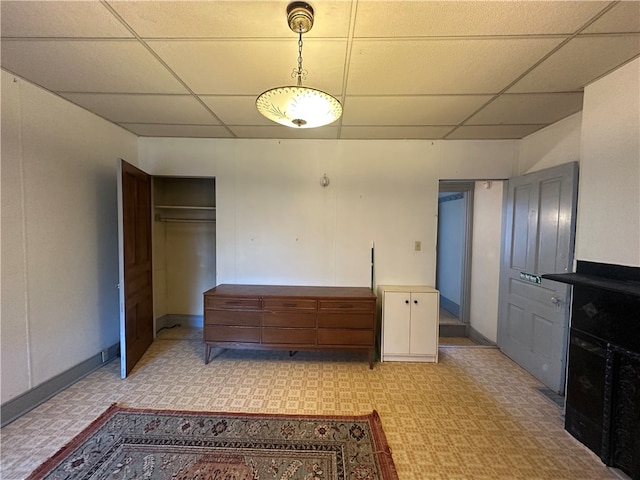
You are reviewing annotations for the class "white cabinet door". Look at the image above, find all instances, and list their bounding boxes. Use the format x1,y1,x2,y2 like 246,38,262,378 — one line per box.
383,291,411,355
409,292,438,356
380,286,439,362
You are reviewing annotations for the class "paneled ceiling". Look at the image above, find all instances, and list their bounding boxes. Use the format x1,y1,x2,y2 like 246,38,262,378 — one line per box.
2,1,639,140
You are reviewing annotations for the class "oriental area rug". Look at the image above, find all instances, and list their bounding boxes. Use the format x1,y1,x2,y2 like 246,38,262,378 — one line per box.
27,404,398,480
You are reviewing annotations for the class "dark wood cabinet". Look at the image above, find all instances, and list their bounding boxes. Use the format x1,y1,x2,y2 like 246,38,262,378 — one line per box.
203,284,377,368
544,261,640,480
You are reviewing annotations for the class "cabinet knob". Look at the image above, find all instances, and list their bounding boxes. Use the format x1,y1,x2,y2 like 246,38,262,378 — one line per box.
405,300,409,304
414,300,418,304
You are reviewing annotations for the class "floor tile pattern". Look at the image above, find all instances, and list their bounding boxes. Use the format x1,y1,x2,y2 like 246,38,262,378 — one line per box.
1,328,614,479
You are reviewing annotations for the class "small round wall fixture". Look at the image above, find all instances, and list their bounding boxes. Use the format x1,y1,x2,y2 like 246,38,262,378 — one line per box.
256,2,342,128
320,173,330,187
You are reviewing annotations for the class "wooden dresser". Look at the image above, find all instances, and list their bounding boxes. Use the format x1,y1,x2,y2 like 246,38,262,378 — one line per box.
203,284,377,368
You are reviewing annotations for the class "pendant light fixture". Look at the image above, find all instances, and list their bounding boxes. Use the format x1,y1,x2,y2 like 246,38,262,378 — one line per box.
256,2,342,128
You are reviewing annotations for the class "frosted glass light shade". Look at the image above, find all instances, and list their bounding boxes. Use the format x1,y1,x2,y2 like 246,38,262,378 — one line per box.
256,85,342,128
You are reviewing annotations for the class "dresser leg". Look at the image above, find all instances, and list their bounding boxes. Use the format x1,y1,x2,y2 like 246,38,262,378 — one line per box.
368,349,374,369
205,344,211,365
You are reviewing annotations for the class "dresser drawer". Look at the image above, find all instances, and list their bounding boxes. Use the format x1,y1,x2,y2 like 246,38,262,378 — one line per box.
318,299,375,313
318,329,373,346
205,296,261,310
263,298,317,311
205,310,261,327
205,326,260,343
262,328,316,345
263,312,316,328
318,313,373,330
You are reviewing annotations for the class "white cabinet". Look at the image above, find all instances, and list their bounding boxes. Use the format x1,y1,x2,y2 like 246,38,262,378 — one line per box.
378,285,439,362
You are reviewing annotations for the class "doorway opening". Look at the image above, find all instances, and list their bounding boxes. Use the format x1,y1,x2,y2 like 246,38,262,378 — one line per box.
436,181,474,337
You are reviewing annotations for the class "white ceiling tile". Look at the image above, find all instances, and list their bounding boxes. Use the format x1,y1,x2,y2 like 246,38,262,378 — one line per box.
508,35,640,93
340,126,452,139
119,124,233,138
0,0,634,141
466,93,583,125
229,126,339,139
59,94,221,124
353,1,609,37
582,1,640,34
200,96,274,126
447,125,547,139
0,1,133,38
0,40,187,93
148,39,346,95
347,38,563,95
110,1,352,38
342,95,492,125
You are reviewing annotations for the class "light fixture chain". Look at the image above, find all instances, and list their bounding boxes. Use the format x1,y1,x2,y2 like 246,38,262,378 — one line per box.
292,30,307,86
298,31,303,73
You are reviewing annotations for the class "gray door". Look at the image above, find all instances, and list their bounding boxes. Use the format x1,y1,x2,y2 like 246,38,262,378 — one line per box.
497,162,578,394
117,159,154,379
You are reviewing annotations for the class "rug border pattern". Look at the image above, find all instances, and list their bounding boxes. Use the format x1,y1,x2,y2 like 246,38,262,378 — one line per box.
27,404,398,480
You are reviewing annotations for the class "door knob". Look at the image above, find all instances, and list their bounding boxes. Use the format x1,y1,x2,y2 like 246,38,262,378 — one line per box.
551,296,562,307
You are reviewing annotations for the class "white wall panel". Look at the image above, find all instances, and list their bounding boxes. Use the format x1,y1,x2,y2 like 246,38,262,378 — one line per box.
1,73,31,401
577,59,640,267
520,112,582,175
1,71,138,402
165,223,216,313
469,181,504,343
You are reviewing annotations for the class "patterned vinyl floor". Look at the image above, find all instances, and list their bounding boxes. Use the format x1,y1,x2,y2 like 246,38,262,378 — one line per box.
1,327,616,480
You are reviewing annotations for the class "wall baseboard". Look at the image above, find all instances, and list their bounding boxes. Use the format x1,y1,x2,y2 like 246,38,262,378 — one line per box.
0,343,119,427
156,314,203,333
440,296,460,317
469,326,496,346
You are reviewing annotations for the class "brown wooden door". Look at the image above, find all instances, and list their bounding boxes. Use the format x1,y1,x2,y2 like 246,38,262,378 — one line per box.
117,159,153,378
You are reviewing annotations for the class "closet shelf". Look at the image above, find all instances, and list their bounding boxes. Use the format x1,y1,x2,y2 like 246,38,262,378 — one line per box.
154,205,216,223
155,205,215,210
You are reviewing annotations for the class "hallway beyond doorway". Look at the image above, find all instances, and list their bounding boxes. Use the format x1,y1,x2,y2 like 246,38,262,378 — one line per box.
439,306,466,337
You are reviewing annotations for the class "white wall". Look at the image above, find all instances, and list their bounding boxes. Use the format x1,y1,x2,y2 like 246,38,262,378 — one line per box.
576,58,640,267
519,112,582,174
157,220,219,319
469,181,504,342
1,71,138,403
139,138,518,290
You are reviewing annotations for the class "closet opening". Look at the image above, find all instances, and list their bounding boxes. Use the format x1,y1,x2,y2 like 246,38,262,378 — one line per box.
152,176,216,333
